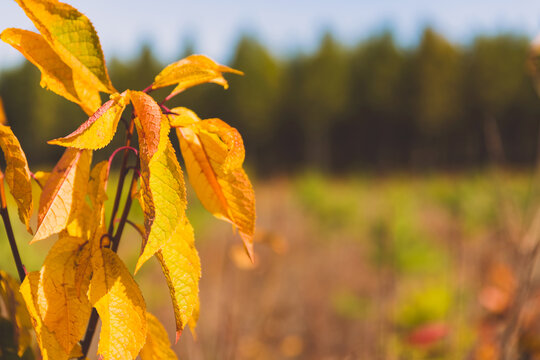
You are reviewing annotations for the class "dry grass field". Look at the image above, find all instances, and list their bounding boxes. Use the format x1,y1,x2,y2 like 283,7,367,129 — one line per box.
3,171,540,359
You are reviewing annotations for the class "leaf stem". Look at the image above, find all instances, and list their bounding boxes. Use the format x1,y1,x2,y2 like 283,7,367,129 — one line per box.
0,171,25,282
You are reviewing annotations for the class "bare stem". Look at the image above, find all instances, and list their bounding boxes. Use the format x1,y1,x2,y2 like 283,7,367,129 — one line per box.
107,115,136,237
0,171,25,282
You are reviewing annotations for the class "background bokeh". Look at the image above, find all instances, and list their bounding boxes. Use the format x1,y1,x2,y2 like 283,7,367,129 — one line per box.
2,1,540,359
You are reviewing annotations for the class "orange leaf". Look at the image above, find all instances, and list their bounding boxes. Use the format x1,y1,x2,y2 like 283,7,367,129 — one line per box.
151,55,243,99
33,148,92,243
177,118,255,259
130,91,163,161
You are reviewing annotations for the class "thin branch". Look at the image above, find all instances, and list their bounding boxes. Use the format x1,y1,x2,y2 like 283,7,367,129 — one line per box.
107,115,136,237
0,171,25,282
112,163,140,253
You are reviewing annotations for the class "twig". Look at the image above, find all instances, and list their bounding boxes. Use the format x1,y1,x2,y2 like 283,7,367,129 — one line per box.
107,115,136,237
0,171,25,282
111,162,140,253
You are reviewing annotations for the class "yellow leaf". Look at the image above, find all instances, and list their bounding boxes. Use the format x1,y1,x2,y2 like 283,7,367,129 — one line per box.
20,272,69,360
131,94,200,335
0,125,33,233
0,28,101,115
0,271,33,356
167,107,201,127
13,0,115,94
89,247,147,360
135,139,187,271
49,91,130,149
155,216,200,338
177,119,256,259
0,97,6,125
140,312,178,360
64,161,109,239
33,148,92,243
37,236,92,354
151,55,243,99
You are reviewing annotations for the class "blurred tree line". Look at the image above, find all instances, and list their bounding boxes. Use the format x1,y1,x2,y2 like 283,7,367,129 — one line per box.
1,28,540,175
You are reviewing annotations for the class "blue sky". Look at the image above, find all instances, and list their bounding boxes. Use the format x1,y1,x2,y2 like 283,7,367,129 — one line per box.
1,0,540,68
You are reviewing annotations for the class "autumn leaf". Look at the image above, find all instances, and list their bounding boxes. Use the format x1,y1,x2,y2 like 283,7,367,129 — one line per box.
151,55,243,99
131,93,200,335
167,107,201,127
140,312,178,360
0,271,33,356
135,138,201,335
20,272,70,360
89,247,147,360
130,91,163,161
13,0,115,94
0,28,101,115
64,161,109,240
135,139,187,270
156,216,200,339
49,91,130,149
37,236,92,354
33,148,92,243
176,117,256,259
0,125,33,233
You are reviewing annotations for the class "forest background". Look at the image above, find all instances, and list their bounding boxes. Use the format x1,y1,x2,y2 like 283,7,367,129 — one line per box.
2,28,540,174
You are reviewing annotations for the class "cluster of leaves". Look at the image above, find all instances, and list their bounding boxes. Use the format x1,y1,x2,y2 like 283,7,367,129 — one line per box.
0,0,255,359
